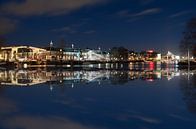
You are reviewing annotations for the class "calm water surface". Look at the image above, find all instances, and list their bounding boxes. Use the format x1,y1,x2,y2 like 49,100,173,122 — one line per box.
0,68,196,129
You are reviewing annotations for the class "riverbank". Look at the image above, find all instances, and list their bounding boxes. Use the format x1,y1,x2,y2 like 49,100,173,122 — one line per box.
0,60,178,70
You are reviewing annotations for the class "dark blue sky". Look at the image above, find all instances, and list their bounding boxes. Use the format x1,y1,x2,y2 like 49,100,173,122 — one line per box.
0,0,196,53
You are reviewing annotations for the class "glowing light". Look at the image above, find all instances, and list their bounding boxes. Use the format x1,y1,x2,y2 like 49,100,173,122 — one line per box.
66,65,71,67
147,50,154,53
175,56,180,60
147,79,154,82
149,61,154,70
156,54,161,60
23,63,28,68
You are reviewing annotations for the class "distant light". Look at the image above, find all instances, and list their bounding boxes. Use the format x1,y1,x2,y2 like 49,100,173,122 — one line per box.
66,65,71,67
147,79,154,82
157,54,161,60
149,61,154,70
23,63,28,68
175,56,180,60
147,50,154,53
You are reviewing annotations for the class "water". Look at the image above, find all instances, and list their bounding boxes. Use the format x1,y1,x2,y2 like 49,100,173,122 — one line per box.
0,68,196,129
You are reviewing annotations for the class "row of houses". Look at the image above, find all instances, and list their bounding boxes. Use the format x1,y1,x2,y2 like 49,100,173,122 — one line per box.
128,50,181,63
0,43,182,64
0,45,110,62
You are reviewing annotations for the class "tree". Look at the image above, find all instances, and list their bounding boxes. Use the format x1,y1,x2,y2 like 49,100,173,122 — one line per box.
110,47,119,60
110,47,128,61
180,17,196,56
193,45,196,57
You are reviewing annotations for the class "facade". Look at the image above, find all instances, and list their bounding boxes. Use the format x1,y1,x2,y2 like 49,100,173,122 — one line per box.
128,51,139,61
0,46,46,62
64,48,81,61
140,50,161,61
0,45,182,64
161,51,180,64
81,49,110,61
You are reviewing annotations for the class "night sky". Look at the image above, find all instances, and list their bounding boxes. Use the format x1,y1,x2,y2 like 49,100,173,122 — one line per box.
0,0,196,53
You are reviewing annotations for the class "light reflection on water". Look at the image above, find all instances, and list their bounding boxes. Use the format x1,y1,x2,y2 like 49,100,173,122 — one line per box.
0,68,180,87
0,67,196,129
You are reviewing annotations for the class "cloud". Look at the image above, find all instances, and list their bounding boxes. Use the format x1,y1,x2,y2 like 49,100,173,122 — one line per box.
169,10,192,18
52,23,96,35
1,0,106,16
3,115,104,129
116,8,161,23
117,8,161,18
53,26,77,34
0,17,18,35
131,8,161,17
169,114,193,121
130,115,161,124
116,10,130,17
117,114,161,124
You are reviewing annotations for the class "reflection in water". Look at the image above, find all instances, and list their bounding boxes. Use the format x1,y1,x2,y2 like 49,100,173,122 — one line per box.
0,68,196,129
0,68,180,87
180,70,196,114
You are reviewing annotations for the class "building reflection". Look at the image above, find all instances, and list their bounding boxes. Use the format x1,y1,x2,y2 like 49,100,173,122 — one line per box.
0,68,184,87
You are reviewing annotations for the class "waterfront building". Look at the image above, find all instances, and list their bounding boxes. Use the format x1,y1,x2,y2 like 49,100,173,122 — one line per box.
44,47,64,61
161,51,180,64
128,51,140,61
81,49,110,61
140,50,161,61
0,46,46,62
64,48,81,61
0,44,182,66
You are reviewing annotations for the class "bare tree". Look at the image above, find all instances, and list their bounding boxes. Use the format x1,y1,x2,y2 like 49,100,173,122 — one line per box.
193,45,196,57
180,17,196,57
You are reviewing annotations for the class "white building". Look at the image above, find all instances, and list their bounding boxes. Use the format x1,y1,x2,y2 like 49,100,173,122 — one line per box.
82,49,110,61
0,46,47,62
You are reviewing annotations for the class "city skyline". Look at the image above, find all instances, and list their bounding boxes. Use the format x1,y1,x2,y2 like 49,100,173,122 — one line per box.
0,0,196,54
